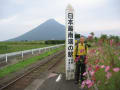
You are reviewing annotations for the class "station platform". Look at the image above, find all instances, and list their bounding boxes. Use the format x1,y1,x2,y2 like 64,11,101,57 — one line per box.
37,73,87,90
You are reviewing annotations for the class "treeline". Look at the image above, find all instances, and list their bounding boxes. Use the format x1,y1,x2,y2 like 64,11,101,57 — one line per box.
86,32,120,47
45,40,65,44
0,41,45,45
88,34,120,43
0,40,65,45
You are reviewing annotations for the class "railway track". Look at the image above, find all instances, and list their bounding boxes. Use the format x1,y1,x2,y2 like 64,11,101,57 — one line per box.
0,50,65,90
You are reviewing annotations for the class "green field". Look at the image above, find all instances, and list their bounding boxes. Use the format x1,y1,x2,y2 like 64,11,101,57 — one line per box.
0,46,64,78
0,41,55,54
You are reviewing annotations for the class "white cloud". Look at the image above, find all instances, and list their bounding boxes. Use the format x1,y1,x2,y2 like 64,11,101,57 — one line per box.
65,0,107,8
0,15,17,24
76,20,120,31
0,0,120,41
11,0,26,5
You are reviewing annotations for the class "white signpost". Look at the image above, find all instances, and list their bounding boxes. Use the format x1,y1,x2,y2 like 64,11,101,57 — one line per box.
65,4,75,80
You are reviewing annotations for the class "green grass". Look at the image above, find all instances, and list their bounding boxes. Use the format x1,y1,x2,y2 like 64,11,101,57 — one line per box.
0,46,65,78
0,41,56,54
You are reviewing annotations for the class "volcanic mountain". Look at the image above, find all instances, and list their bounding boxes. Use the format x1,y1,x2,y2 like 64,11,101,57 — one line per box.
9,19,65,41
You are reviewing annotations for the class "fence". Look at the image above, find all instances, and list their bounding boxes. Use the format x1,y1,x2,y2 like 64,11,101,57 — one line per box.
0,44,64,65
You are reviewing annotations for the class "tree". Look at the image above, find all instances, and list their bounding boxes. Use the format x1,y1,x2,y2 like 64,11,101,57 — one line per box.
100,34,108,42
90,32,94,37
94,37,98,42
114,36,119,43
75,34,80,39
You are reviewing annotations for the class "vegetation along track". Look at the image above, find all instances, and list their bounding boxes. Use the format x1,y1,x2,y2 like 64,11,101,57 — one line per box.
0,50,65,90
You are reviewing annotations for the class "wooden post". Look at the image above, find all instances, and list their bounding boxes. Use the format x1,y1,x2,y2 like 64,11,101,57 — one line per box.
22,51,23,59
32,49,34,54
6,54,8,63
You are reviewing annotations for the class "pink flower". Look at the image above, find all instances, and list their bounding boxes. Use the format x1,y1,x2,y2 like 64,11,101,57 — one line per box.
106,72,112,79
81,81,86,88
94,59,99,64
95,65,100,72
88,35,93,40
88,81,94,88
86,80,92,85
81,83,85,88
105,66,110,72
82,80,86,85
83,72,88,76
113,68,120,72
88,67,92,71
101,65,105,68
85,80,94,88
75,56,80,62
110,39,113,46
85,56,88,64
89,49,96,53
90,71,95,76
98,47,102,52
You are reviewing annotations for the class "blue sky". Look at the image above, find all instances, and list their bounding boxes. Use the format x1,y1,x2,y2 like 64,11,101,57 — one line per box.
0,0,120,41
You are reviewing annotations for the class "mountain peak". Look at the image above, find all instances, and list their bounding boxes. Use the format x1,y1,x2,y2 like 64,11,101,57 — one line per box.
47,18,56,21
45,19,57,23
42,18,62,26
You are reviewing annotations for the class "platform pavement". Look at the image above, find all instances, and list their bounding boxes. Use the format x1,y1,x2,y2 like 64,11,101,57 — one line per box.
37,73,88,90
